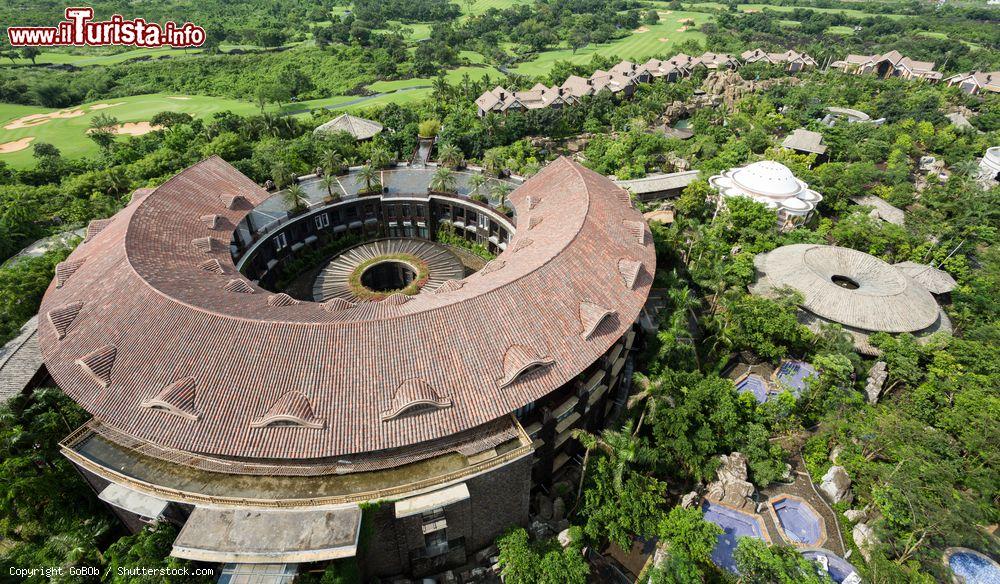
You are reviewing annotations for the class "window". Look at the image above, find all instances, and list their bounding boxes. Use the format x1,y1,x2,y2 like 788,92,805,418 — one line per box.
424,529,448,556
402,204,410,217
314,214,330,229
479,215,489,229
274,233,288,252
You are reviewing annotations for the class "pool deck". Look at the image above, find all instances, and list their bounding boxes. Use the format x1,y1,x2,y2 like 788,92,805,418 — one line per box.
759,453,845,555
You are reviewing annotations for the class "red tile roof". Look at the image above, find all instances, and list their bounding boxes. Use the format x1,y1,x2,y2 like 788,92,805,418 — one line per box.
38,156,654,459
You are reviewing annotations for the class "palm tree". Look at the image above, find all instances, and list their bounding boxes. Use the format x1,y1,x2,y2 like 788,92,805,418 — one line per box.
369,145,391,169
320,175,340,201
438,143,464,169
357,164,381,194
285,184,306,213
482,149,503,177
491,180,512,210
570,420,655,513
321,149,344,175
469,173,489,198
430,167,458,193
271,161,293,190
629,372,674,436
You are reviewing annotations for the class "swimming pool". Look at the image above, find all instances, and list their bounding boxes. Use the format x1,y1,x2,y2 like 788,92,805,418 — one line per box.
771,496,823,545
775,360,817,397
801,548,860,584
735,374,769,403
702,501,766,573
946,548,1000,584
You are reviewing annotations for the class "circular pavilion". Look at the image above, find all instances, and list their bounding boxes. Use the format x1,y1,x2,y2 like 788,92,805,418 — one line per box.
751,244,951,354
708,161,823,228
38,156,654,578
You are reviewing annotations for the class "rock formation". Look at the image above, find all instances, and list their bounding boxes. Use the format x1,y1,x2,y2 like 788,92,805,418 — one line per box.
820,465,853,504
865,361,889,404
705,452,756,511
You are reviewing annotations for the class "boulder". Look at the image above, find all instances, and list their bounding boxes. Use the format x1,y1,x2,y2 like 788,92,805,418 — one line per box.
852,522,879,562
552,497,566,521
536,493,553,520
844,508,867,523
705,452,756,511
681,491,700,509
830,444,844,464
865,361,889,404
557,528,573,548
529,520,553,540
820,466,853,504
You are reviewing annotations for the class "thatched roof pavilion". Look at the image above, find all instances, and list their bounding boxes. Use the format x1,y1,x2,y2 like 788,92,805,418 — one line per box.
752,244,952,354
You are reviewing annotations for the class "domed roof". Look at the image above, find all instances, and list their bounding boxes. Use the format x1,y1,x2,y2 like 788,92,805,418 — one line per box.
732,161,803,197
754,244,939,332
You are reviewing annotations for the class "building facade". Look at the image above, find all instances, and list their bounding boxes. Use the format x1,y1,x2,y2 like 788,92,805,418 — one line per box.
39,156,654,579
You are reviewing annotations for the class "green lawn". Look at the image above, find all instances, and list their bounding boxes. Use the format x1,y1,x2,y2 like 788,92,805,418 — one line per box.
366,65,505,92
685,2,906,20
510,11,712,77
826,25,856,35
461,0,532,17
0,94,263,167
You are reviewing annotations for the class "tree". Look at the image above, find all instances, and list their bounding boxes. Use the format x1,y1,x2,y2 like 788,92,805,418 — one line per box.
320,175,339,200
658,506,721,566
580,456,668,549
734,538,832,583
271,161,294,190
490,180,512,210
321,149,344,175
430,167,457,193
468,173,488,198
20,47,40,65
496,528,589,584
721,294,812,362
103,522,213,584
285,184,306,213
357,164,381,194
88,113,119,151
437,143,464,169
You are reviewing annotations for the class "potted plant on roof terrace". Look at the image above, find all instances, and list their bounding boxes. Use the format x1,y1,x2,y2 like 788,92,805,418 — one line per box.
430,167,457,194
357,164,382,195
320,175,340,204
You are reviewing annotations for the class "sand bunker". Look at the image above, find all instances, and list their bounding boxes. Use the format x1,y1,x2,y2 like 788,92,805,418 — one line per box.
676,26,689,32
633,26,650,33
166,96,191,100
4,109,85,130
90,102,125,111
0,137,35,153
660,10,673,14
659,37,671,42
113,121,161,135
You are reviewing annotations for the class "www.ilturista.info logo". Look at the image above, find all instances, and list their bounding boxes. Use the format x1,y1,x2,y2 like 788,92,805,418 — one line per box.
7,7,205,48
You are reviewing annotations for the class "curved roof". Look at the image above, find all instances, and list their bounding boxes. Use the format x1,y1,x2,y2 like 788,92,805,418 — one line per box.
732,161,803,197
754,244,939,333
313,113,383,140
893,261,957,294
38,156,654,460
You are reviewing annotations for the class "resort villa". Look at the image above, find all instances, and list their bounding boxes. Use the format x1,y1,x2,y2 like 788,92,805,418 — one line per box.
831,50,942,82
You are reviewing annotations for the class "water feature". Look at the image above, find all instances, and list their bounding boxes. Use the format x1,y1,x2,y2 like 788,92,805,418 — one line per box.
946,548,1000,584
412,139,433,167
771,496,822,545
801,549,860,584
701,501,766,573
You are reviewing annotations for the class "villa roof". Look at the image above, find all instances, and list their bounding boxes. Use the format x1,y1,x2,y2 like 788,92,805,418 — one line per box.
313,114,383,140
850,195,905,226
37,156,654,460
615,170,701,195
0,316,42,403
781,128,827,155
893,261,957,294
945,70,1000,92
753,244,940,333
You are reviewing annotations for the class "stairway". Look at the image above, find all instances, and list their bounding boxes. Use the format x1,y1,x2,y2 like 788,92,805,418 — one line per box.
313,239,465,302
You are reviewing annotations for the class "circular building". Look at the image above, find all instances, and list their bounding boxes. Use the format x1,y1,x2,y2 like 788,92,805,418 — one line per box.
977,146,1000,186
38,156,653,578
751,244,951,355
708,161,823,228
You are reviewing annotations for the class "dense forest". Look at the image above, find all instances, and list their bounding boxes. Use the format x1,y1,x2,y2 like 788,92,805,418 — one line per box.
0,0,997,582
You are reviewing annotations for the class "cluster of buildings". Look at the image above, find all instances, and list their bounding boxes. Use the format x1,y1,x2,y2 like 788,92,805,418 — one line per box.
477,47,998,117
476,50,782,117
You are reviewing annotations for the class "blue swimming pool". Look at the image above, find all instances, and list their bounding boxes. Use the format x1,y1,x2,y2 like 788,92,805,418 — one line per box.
947,549,1000,584
735,374,769,403
772,496,823,545
775,360,817,397
801,549,860,583
702,501,766,573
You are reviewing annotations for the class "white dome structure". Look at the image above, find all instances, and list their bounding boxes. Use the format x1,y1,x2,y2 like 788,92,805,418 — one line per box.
709,161,823,228
977,146,1000,187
